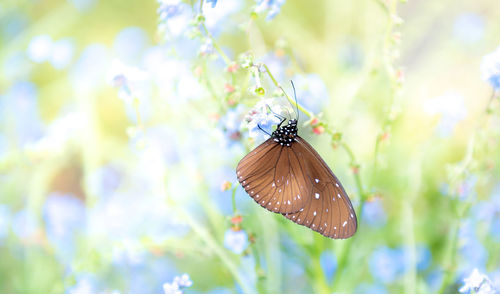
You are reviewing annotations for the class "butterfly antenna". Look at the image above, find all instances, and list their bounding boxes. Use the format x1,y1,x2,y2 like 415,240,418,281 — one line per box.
290,80,299,121
257,124,271,136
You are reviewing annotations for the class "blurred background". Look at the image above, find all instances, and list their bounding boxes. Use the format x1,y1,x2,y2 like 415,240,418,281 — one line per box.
0,0,499,293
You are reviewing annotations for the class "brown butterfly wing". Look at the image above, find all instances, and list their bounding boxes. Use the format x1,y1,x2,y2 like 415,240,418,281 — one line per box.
284,136,357,239
236,138,311,214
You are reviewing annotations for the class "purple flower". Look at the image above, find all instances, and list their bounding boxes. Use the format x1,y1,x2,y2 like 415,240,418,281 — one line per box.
481,45,500,90
224,229,249,254
254,0,286,20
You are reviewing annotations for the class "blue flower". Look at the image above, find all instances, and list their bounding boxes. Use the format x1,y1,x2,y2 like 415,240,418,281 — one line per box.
70,44,110,92
12,209,38,239
163,273,193,294
27,35,53,63
423,91,467,137
320,251,337,283
67,0,98,12
87,165,122,198
481,45,500,90
369,246,406,283
290,74,329,114
245,99,284,142
454,13,484,44
43,194,85,263
254,0,286,20
66,274,97,294
3,81,44,146
50,38,75,69
206,0,217,8
157,1,194,38
459,268,496,294
361,199,387,227
113,27,149,63
0,205,11,242
224,229,249,254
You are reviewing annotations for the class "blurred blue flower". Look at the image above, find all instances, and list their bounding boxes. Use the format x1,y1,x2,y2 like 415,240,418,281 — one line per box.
338,40,364,70
254,0,286,20
224,229,248,254
111,240,146,266
362,199,387,227
67,274,97,294
157,1,194,38
12,209,38,239
163,282,181,294
43,194,85,263
459,268,496,294
70,43,110,92
369,246,405,284
202,0,242,33
206,0,217,8
68,0,98,12
481,45,500,90
459,220,488,270
87,165,122,198
163,273,193,294
491,217,500,242
3,81,45,146
291,74,329,114
423,91,467,137
27,35,53,63
454,13,484,44
320,251,337,283
2,51,33,81
426,269,444,292
50,38,75,69
1,11,28,41
173,274,193,288
355,283,388,294
113,27,149,64
0,205,11,242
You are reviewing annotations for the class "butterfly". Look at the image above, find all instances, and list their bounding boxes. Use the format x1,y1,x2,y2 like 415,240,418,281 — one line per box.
236,87,357,239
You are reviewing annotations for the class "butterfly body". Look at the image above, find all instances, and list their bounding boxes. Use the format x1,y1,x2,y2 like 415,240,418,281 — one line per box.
237,118,357,239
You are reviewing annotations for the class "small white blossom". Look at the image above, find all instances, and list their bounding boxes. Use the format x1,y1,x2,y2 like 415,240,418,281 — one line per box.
459,268,497,294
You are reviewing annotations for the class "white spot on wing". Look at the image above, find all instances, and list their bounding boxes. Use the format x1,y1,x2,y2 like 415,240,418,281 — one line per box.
335,183,339,187
313,211,317,216
337,193,341,198
342,221,347,227
315,178,320,183
315,193,320,199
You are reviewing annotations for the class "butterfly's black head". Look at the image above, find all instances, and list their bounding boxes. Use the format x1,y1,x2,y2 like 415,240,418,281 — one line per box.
272,119,298,147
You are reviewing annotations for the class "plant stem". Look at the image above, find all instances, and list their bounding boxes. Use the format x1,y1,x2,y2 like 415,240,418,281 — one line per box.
200,23,232,65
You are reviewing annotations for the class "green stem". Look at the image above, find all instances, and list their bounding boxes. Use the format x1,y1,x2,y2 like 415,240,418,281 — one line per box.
201,23,232,65
231,185,237,214
179,209,255,294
